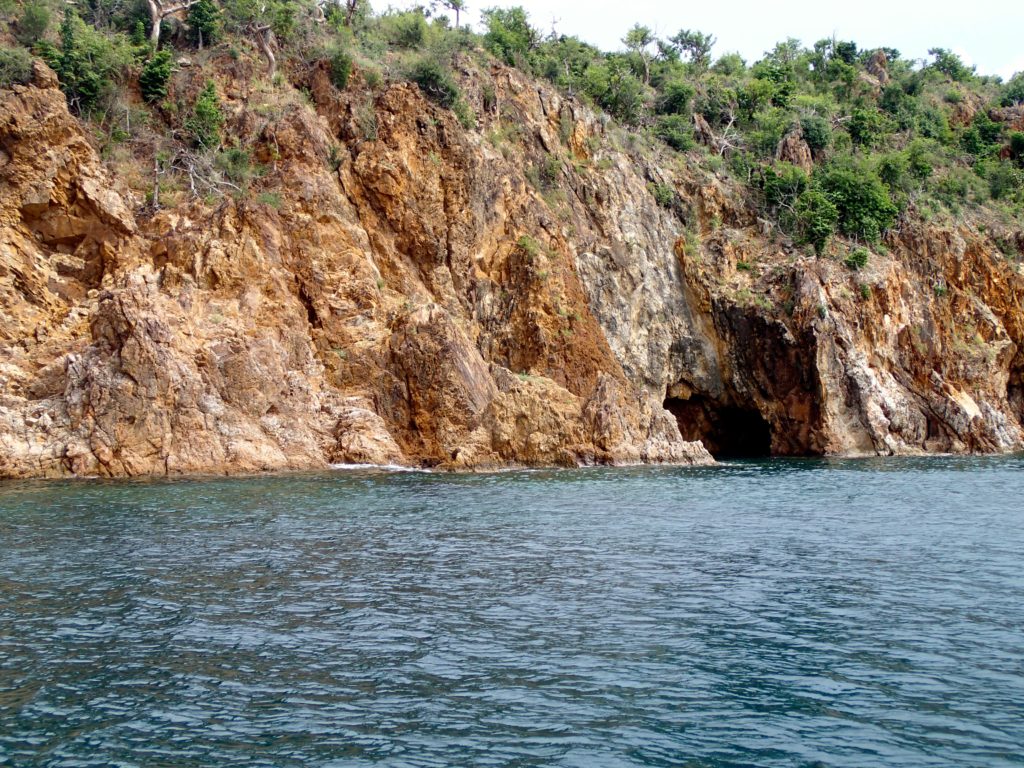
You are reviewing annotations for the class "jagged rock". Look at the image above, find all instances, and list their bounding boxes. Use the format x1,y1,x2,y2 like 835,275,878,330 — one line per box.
1,55,1022,479
865,50,890,85
775,129,814,174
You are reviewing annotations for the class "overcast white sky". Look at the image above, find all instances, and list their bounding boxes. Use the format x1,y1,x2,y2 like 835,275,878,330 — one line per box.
419,0,1024,80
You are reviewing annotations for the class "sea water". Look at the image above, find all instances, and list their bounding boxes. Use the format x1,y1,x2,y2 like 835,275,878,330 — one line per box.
1,457,1023,766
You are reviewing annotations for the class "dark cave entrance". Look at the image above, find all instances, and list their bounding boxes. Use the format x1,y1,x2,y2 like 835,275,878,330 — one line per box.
664,395,773,459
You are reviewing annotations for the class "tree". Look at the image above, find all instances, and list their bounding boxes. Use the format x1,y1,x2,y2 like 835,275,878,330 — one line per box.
15,1,50,46
39,9,133,113
435,0,464,28
185,80,224,148
848,107,892,149
1003,73,1024,106
147,0,201,47
815,159,898,243
669,29,715,69
482,6,538,66
139,49,174,103
0,46,35,88
224,0,298,77
794,189,838,255
187,0,221,49
622,24,654,85
927,48,973,82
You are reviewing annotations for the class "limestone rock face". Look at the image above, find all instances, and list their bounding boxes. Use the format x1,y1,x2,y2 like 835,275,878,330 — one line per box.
2,59,1023,478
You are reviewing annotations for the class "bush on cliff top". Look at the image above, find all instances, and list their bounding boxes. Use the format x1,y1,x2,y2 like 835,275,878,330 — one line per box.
0,45,34,88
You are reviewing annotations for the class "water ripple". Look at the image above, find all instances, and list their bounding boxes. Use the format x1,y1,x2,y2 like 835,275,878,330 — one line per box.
1,456,1023,767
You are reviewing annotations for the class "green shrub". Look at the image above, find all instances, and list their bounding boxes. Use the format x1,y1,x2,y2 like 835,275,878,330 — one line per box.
187,0,221,48
0,46,34,88
186,80,224,149
848,107,892,149
649,182,674,208
814,158,897,243
934,167,988,209
139,50,173,104
482,6,537,66
15,1,50,46
928,47,973,83
657,79,694,115
1010,132,1024,160
216,147,253,183
762,162,808,216
844,246,869,270
39,10,134,113
329,48,352,90
1002,73,1024,107
960,112,1003,159
382,10,426,48
986,162,1023,201
794,188,838,255
407,58,459,108
799,114,832,153
581,59,644,124
654,114,694,151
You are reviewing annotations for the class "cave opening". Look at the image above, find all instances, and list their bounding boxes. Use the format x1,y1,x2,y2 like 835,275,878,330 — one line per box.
664,395,772,459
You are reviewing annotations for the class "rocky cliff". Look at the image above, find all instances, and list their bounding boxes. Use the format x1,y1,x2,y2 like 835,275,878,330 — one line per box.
2,58,1023,478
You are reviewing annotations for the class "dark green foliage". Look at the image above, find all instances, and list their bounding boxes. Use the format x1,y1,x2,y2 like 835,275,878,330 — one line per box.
539,154,561,187
833,41,857,65
879,83,918,130
848,107,892,149
657,79,694,115
0,45,34,88
1002,73,1024,107
654,114,694,151
915,105,952,144
15,1,51,46
960,112,1003,159
814,158,898,243
712,52,745,76
794,188,838,255
186,80,224,149
844,246,869,270
928,48,973,83
139,50,173,104
694,78,737,127
668,29,715,68
408,58,459,108
187,0,221,48
581,59,644,124
800,114,831,153
216,147,253,182
39,10,134,113
986,161,1023,201
1010,132,1024,168
329,48,352,90
934,167,988,208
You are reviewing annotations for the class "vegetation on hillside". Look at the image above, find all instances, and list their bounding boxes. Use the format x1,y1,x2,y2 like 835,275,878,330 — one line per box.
1,0,1022,255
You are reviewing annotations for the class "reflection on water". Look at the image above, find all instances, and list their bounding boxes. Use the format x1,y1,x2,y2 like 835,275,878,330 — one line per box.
1,456,1023,767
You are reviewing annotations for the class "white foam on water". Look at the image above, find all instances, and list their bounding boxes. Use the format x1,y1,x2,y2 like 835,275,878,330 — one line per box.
329,463,431,473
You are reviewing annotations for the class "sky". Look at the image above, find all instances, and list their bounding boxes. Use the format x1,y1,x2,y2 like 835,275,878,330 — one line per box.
425,0,1024,80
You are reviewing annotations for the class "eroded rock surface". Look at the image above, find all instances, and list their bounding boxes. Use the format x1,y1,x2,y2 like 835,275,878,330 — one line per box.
2,59,1022,478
